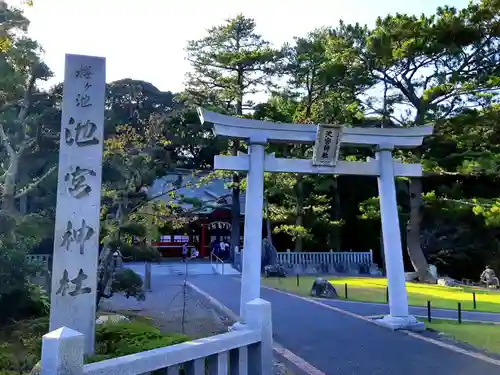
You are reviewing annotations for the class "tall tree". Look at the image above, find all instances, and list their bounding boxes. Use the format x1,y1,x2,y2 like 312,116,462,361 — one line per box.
184,14,280,258
325,1,500,278
0,4,55,217
280,28,368,251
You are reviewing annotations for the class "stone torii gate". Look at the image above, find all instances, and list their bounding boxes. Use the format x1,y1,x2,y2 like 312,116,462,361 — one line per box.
198,108,433,331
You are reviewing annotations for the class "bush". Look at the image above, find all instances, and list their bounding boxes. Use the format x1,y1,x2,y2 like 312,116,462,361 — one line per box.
121,243,162,262
0,317,48,373
0,345,18,371
108,240,162,262
112,269,145,300
88,320,189,362
0,229,50,325
0,283,49,326
0,317,189,373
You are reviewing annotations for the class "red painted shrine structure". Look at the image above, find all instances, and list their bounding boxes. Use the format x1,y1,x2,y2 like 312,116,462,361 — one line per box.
151,209,243,258
149,170,244,258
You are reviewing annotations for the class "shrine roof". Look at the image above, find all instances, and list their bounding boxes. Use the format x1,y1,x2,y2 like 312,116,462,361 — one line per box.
148,170,245,215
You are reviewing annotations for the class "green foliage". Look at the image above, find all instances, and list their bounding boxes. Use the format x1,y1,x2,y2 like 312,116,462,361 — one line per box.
111,269,145,300
184,14,280,112
89,321,188,362
0,317,47,373
273,224,312,241
0,282,49,323
0,3,57,216
358,196,406,220
120,222,147,237
418,190,500,279
0,317,188,373
0,238,35,293
112,241,162,262
359,197,381,220
0,227,49,325
183,13,281,253
8,1,500,286
472,199,500,227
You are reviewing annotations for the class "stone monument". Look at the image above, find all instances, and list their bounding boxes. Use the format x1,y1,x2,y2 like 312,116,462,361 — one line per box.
311,278,338,298
261,238,277,267
262,238,286,277
48,54,106,354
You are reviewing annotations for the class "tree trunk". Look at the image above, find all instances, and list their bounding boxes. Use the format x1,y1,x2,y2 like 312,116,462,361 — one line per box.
407,178,433,281
406,108,434,281
230,68,244,263
331,177,341,251
96,246,114,311
19,171,28,214
264,198,273,246
229,140,241,262
294,175,304,252
1,154,19,213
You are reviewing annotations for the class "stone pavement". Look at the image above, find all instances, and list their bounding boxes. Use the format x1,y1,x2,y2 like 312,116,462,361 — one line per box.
318,299,500,323
188,275,500,375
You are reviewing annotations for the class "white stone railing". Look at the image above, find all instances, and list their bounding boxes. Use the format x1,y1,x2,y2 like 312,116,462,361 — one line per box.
278,250,373,266
41,299,273,375
210,251,226,275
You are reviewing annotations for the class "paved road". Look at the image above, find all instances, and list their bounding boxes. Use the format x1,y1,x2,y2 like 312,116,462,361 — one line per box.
317,299,500,323
188,275,500,375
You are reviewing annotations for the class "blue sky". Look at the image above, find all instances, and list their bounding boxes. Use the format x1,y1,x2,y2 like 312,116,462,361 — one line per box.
8,0,471,93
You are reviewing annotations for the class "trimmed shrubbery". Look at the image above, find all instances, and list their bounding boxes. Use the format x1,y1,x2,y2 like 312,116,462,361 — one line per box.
0,317,189,374
89,320,188,362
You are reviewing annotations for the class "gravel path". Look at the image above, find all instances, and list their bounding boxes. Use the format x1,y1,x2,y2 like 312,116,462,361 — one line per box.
100,275,292,374
100,275,232,338
189,275,500,375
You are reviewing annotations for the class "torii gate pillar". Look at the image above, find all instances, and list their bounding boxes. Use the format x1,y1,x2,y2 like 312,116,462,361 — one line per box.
376,145,420,330
239,138,266,320
198,108,433,332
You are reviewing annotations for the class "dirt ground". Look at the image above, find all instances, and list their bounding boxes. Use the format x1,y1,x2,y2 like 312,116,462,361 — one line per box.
100,281,233,338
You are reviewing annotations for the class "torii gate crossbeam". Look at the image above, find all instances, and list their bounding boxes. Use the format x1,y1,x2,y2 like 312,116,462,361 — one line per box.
198,108,432,332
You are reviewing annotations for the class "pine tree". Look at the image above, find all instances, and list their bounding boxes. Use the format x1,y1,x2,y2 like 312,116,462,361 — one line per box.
184,14,280,258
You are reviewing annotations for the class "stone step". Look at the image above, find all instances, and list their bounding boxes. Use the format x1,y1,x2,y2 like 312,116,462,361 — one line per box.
124,262,216,276
212,263,241,275
124,262,241,276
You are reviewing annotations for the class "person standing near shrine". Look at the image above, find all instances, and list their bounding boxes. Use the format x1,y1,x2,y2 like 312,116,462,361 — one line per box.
219,240,229,260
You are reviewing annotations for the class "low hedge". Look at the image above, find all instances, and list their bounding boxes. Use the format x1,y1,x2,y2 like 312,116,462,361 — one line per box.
89,320,188,362
0,316,189,374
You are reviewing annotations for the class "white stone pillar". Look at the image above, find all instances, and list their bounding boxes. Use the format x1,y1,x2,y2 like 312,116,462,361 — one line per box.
240,140,266,320
375,145,423,331
41,327,84,375
246,298,273,375
49,54,106,354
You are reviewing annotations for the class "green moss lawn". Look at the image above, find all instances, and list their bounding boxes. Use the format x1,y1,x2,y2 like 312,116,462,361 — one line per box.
423,319,500,354
263,276,500,312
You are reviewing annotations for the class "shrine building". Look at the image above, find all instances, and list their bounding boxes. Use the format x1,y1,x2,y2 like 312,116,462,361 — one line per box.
148,169,244,258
